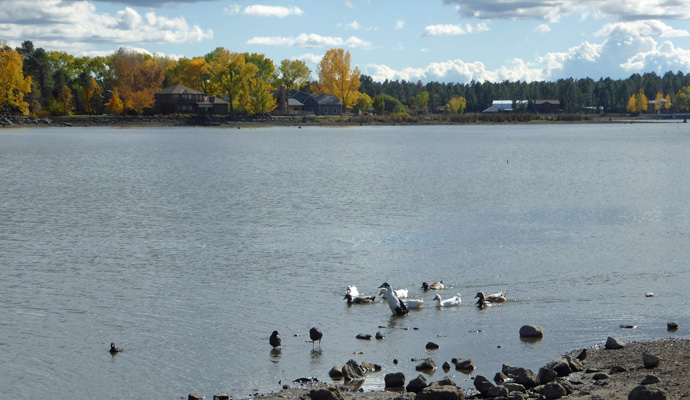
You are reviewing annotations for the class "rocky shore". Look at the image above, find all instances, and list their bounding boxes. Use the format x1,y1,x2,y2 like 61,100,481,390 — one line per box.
215,337,689,400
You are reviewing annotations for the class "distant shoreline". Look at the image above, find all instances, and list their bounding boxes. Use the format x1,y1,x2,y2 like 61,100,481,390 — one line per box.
2,113,688,129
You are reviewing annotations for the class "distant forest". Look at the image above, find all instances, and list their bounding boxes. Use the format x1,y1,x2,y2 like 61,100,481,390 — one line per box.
358,71,690,114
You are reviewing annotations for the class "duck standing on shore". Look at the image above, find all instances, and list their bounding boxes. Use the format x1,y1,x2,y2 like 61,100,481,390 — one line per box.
270,331,281,349
378,282,409,316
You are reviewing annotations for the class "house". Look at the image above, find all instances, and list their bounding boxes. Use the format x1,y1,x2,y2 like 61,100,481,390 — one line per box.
530,100,561,113
154,84,228,115
482,100,527,113
274,87,343,116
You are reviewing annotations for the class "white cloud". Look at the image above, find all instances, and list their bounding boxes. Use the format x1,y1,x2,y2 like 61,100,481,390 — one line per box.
246,33,372,48
423,22,489,36
0,0,212,49
295,53,323,64
241,5,304,18
442,0,690,22
534,24,551,33
596,20,690,38
339,20,360,30
342,1,354,9
395,20,405,30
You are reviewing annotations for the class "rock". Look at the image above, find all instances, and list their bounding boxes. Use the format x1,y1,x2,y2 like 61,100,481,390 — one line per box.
310,385,344,400
519,325,543,338
507,393,526,400
442,361,452,371
544,359,571,377
188,394,204,400
426,342,440,350
473,375,495,395
360,362,381,372
643,353,660,369
559,380,575,394
537,367,558,384
385,372,406,388
540,382,567,399
431,377,456,387
454,359,475,371
593,373,610,381
564,355,583,372
493,372,509,385
487,386,509,398
641,375,661,385
415,383,463,400
502,364,540,388
406,374,428,393
213,394,230,400
415,358,437,371
667,322,678,332
375,331,385,339
576,349,587,360
628,385,667,400
329,366,344,378
503,382,526,393
605,337,626,349
342,359,365,381
356,333,372,340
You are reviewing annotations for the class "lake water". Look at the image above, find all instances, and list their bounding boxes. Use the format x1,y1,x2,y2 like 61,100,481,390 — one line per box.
1,123,689,399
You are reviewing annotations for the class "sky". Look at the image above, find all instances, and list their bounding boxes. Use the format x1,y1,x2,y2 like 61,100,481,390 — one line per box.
1,0,690,84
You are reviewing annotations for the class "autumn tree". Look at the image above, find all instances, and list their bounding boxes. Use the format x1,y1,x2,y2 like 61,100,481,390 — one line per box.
57,85,74,115
0,43,32,115
110,48,165,114
107,87,124,115
676,87,690,111
635,89,648,113
210,49,258,116
654,92,664,112
275,59,311,90
664,93,671,112
311,48,361,110
249,77,277,115
444,96,467,114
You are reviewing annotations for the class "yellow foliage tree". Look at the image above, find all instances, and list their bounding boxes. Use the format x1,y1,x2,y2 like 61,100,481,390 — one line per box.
57,85,74,115
444,96,467,114
311,48,361,110
635,89,648,113
249,77,277,116
654,92,664,112
664,93,671,111
180,57,213,94
107,87,124,115
210,49,258,116
0,44,32,115
626,94,637,113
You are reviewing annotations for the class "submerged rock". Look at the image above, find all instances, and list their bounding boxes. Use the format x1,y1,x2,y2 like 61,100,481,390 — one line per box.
384,372,406,388
519,325,543,338
415,358,437,371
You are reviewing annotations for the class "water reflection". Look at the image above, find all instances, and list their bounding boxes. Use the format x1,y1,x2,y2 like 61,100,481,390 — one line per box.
270,349,282,359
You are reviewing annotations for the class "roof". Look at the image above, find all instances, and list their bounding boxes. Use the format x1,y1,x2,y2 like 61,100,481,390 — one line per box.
156,83,205,95
534,100,560,105
288,91,343,106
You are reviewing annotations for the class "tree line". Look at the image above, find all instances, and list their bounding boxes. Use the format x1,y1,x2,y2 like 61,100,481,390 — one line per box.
2,39,690,117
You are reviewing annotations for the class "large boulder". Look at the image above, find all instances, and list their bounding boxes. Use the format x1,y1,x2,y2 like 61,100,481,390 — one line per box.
502,364,540,388
342,359,364,381
539,382,567,399
472,375,495,396
564,355,583,372
385,372,406,388
628,385,667,400
415,382,463,400
406,374,428,393
519,325,543,338
544,359,571,377
416,358,437,371
537,367,558,384
454,359,475,371
310,385,344,400
503,382,526,394
328,366,343,378
605,337,626,349
487,386,509,398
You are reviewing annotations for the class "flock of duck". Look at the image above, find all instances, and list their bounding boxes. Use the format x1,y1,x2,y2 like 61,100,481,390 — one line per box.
264,281,506,351
346,281,507,316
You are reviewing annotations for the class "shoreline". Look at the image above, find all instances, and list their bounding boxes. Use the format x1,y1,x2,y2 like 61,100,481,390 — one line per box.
2,113,688,129
239,337,689,400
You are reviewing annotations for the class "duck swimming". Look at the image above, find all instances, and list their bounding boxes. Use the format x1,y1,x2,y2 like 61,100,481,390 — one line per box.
378,288,409,300
433,293,462,307
422,281,444,290
475,291,506,303
344,285,360,297
109,343,122,354
344,293,376,304
378,282,409,316
402,298,424,309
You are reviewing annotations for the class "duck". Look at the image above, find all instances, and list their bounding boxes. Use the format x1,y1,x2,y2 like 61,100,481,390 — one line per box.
378,282,409,316
433,293,462,307
344,285,360,297
344,293,376,304
309,327,323,349
109,343,123,354
422,281,445,290
475,291,507,304
402,298,424,309
270,331,281,349
378,288,409,300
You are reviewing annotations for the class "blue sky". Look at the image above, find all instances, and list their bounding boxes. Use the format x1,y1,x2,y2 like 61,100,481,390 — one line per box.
2,0,690,84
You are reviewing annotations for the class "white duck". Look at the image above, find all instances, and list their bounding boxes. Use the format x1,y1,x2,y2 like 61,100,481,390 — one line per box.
378,288,409,300
422,281,445,291
402,298,424,309
378,282,409,316
434,293,462,307
344,285,360,297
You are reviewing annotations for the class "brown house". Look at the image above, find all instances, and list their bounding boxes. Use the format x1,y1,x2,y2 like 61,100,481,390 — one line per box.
154,84,228,115
530,100,561,113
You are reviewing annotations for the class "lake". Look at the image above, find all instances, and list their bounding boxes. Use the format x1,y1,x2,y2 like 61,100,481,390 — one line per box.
1,123,689,399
